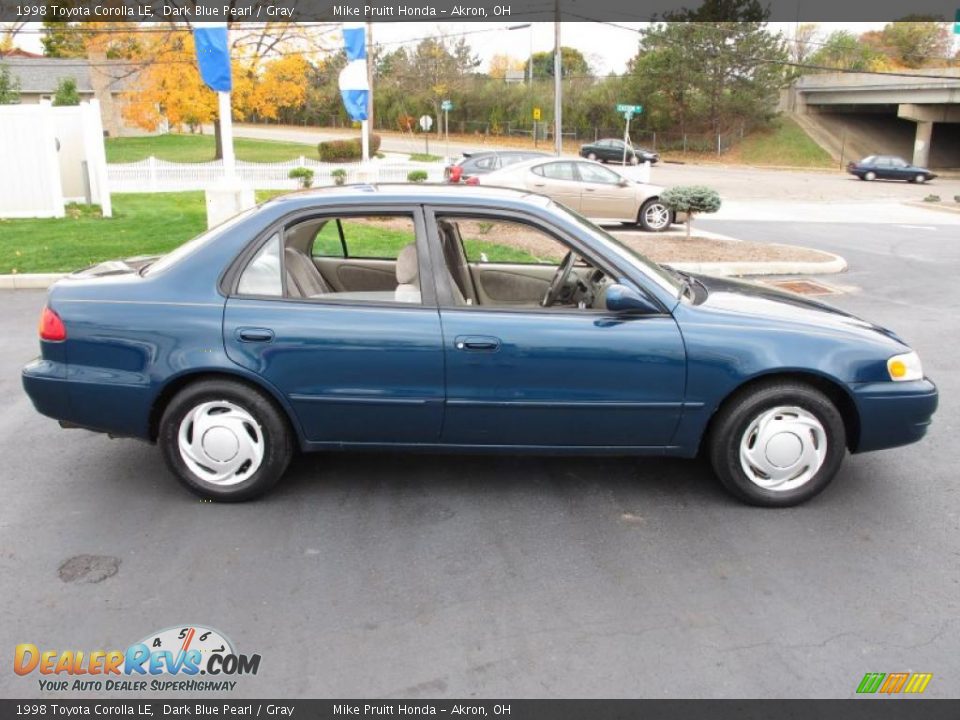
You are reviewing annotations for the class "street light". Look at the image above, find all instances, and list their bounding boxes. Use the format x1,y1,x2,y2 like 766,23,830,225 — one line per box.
508,23,533,85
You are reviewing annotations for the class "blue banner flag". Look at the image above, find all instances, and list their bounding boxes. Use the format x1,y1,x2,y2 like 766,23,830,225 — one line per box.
339,23,369,122
194,23,232,92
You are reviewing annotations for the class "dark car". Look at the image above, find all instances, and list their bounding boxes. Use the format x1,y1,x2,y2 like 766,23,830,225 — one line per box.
847,155,936,183
23,185,936,507
444,150,550,183
580,139,659,165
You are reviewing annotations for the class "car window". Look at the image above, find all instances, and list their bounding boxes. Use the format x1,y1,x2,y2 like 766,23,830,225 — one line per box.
236,233,282,296
577,163,622,185
143,206,258,276
891,158,908,168
311,216,417,260
535,162,577,181
875,157,891,166
446,216,568,267
473,156,496,170
596,140,610,148
861,156,875,164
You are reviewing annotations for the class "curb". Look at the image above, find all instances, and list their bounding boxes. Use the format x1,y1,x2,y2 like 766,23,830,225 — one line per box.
0,250,848,291
902,201,960,215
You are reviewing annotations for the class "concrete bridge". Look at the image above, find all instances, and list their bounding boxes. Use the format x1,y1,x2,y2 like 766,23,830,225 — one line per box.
785,69,960,168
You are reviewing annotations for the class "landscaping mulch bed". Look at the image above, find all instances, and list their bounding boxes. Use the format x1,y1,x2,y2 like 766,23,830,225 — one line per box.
619,235,834,264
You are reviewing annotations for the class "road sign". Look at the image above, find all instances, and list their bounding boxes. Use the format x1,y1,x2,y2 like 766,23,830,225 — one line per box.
441,100,453,111
532,107,541,121
419,115,433,131
955,9,959,33
616,104,643,114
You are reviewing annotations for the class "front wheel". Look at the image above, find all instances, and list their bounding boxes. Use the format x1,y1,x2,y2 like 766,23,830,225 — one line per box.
159,379,294,501
638,198,672,232
914,174,927,184
629,155,640,166
707,381,847,507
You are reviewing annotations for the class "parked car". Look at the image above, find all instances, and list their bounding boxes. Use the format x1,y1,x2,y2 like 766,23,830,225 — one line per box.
23,185,937,507
472,157,679,231
580,139,659,165
847,155,936,183
444,150,550,183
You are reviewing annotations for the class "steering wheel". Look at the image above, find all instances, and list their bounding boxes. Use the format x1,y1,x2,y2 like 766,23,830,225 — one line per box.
541,250,577,308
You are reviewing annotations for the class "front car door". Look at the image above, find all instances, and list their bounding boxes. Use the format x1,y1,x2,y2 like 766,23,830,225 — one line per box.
575,161,636,221
223,205,445,447
424,206,686,449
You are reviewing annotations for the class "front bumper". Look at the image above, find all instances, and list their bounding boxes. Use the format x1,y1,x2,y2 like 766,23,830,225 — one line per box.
850,378,938,453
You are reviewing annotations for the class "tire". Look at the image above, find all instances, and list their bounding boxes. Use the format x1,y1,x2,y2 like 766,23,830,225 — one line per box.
864,171,876,181
587,152,597,161
708,380,847,507
914,174,926,184
159,379,294,501
638,198,671,232
630,155,640,166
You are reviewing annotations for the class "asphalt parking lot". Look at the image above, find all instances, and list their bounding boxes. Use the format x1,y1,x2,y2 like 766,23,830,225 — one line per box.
1,215,958,699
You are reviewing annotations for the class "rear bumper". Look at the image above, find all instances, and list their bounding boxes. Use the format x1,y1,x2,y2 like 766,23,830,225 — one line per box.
850,378,938,453
22,358,71,422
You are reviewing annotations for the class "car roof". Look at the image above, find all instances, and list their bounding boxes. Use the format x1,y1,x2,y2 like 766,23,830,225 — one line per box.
462,149,548,159
260,183,555,210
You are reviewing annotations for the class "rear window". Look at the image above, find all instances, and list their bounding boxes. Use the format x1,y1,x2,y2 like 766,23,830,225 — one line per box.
143,207,257,276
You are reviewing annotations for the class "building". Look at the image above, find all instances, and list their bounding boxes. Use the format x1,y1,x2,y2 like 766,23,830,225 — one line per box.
0,54,158,138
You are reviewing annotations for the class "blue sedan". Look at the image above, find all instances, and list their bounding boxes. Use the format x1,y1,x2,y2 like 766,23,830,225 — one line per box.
23,185,937,506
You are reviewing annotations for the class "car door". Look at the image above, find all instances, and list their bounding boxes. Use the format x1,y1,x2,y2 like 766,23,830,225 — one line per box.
873,156,894,179
426,208,687,449
889,157,911,180
223,206,446,446
575,161,636,220
527,161,582,212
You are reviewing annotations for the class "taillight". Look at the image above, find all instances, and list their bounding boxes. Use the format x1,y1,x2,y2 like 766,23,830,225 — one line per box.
465,176,479,185
39,306,66,342
449,166,463,183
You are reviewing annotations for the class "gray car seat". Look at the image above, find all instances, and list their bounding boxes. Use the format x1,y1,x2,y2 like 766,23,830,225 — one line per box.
284,247,334,298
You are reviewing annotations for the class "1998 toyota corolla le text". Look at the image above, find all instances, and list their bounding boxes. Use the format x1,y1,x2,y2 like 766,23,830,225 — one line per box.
22,185,938,506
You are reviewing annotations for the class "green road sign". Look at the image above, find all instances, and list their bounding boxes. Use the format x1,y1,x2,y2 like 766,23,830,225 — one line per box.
616,104,643,114
441,100,453,111
954,9,959,33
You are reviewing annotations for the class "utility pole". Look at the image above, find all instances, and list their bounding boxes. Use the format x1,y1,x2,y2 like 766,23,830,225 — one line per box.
366,20,374,158
553,2,562,156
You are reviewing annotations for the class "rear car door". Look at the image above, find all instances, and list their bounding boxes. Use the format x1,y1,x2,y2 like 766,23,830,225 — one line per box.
527,161,582,211
223,206,446,446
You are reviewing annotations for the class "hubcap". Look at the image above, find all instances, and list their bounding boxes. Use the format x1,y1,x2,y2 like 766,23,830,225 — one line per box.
644,203,670,230
739,406,827,492
177,400,264,486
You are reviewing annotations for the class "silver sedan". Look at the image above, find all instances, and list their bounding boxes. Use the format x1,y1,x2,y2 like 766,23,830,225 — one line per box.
469,157,680,231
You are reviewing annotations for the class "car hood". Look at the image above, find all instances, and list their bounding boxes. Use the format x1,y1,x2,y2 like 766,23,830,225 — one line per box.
691,274,906,346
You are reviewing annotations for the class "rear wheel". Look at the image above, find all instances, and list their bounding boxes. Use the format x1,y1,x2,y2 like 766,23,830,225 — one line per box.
587,152,597,161
864,171,876,181
708,381,846,507
159,379,294,501
638,198,672,232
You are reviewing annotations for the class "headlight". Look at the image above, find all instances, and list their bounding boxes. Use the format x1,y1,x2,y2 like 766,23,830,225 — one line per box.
887,351,923,382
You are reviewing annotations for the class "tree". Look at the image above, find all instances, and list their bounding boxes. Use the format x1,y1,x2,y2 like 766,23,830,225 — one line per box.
808,31,883,71
530,47,592,79
488,54,524,80
0,64,20,104
792,23,819,64
872,19,953,68
41,21,85,57
660,186,722,239
52,77,80,106
233,54,309,122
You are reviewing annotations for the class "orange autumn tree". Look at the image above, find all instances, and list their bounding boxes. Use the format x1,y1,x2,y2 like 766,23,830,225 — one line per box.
232,53,309,122
122,31,218,132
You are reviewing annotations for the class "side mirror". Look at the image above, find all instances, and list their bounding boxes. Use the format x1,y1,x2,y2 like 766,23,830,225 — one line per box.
605,284,659,314
618,178,630,187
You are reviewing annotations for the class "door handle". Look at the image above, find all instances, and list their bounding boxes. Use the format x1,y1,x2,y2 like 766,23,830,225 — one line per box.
236,327,274,343
532,183,546,188
585,188,596,192
455,335,501,352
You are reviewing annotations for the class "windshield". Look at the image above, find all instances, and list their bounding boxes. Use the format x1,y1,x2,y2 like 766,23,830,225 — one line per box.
142,207,258,276
549,202,683,295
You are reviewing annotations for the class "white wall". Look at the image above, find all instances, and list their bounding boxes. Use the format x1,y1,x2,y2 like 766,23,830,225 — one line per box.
0,104,64,218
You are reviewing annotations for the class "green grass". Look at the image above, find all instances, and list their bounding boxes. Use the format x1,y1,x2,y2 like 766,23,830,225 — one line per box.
409,153,443,162
737,117,833,168
105,134,319,164
0,192,536,274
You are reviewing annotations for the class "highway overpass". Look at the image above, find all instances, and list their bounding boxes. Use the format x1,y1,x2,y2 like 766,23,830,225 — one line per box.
785,69,960,168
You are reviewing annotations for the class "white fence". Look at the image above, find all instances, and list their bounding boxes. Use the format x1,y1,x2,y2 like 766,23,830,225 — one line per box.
107,156,448,192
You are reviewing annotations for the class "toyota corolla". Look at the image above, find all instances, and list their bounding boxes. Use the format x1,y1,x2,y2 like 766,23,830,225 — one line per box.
22,185,937,506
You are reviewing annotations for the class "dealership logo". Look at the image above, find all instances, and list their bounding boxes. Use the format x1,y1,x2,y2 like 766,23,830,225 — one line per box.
856,672,932,695
14,625,260,693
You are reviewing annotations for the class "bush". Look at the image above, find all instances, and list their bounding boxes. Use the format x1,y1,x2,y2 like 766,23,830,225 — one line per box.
288,167,314,189
317,134,381,163
407,170,428,183
660,186,722,238
923,194,940,203
331,169,347,186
